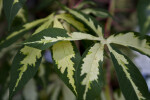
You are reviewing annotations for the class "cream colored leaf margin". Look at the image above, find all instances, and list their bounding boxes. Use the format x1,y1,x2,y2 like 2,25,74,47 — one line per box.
107,32,150,56
107,44,145,100
52,41,77,94
13,46,41,91
80,43,104,100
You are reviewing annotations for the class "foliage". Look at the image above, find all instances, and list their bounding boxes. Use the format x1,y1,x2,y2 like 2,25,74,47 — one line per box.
0,0,150,100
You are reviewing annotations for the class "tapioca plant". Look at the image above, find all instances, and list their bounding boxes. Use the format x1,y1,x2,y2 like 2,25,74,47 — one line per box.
0,0,150,100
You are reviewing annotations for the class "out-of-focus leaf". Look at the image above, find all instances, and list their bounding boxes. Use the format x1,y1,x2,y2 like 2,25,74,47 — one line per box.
64,7,104,38
108,44,150,100
137,0,150,35
81,8,111,18
0,15,50,51
56,13,87,32
3,0,27,29
75,1,96,9
0,0,2,16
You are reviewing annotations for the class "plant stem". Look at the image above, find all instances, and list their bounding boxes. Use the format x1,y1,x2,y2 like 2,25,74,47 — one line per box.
104,0,115,100
104,0,115,38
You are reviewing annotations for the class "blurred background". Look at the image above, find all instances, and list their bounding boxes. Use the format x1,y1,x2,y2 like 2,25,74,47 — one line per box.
0,0,150,100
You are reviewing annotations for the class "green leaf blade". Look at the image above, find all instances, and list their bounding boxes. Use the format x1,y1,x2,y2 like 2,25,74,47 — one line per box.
77,43,104,100
9,46,43,99
137,0,150,35
3,0,27,29
108,44,150,100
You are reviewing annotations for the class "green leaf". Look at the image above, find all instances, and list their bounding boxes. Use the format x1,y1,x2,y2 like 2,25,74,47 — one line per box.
76,43,104,100
3,0,27,29
81,8,111,18
56,13,87,32
75,1,96,9
9,46,43,99
108,44,150,100
137,0,150,35
64,7,104,38
107,32,150,57
51,41,81,95
0,17,49,51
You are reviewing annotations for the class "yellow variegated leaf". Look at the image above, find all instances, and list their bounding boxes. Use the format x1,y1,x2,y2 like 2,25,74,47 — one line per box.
56,13,87,32
108,44,150,100
13,46,41,92
80,43,104,100
52,41,77,94
107,32,150,57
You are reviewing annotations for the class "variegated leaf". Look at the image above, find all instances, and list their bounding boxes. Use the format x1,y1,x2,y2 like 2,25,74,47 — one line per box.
108,44,150,100
24,28,100,50
52,41,81,95
9,46,43,99
56,13,87,32
3,0,27,29
23,28,70,50
9,18,54,99
0,16,49,51
107,32,150,57
64,7,104,38
76,43,104,100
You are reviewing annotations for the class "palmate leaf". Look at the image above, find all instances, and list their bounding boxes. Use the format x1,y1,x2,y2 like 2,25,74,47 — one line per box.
76,43,104,100
0,16,49,51
64,7,104,38
107,32,150,57
3,0,27,29
51,41,81,95
108,44,150,100
9,46,43,99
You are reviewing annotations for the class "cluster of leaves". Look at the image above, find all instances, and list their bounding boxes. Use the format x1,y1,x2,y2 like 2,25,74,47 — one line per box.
1,0,150,100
